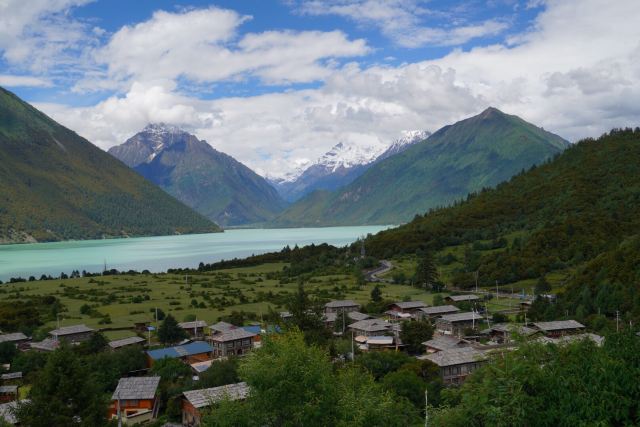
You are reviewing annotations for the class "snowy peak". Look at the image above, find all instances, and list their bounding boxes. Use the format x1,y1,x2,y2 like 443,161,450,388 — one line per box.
377,130,431,161
315,142,385,172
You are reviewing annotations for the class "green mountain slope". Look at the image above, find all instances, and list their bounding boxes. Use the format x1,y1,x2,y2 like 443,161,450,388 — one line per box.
365,128,640,321
109,124,287,227
0,87,219,243
272,108,569,226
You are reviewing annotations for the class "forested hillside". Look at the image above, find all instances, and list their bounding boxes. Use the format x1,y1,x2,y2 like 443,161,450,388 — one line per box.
0,87,219,243
272,108,568,226
365,128,640,322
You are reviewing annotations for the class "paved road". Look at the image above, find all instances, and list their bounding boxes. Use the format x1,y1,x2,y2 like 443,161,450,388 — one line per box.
365,260,393,282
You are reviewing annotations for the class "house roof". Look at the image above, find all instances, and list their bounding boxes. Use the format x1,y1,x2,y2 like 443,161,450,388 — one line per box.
242,325,262,335
348,319,391,333
109,336,146,349
325,300,359,309
29,338,59,352
112,376,160,400
385,310,412,319
211,328,256,342
0,372,22,381
422,347,487,367
190,360,214,373
536,333,604,346
419,305,461,316
446,295,480,302
366,336,394,346
183,382,249,409
209,321,236,332
439,312,483,323
348,311,372,321
178,320,208,330
0,333,28,343
0,386,17,394
390,301,427,310
49,324,93,336
491,324,537,336
147,341,213,360
422,335,467,351
532,320,585,332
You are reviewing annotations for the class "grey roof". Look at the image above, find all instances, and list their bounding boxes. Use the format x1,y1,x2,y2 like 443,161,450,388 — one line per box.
390,301,427,310
348,319,391,333
491,324,537,336
49,324,94,336
532,320,585,332
183,382,249,409
325,300,360,309
0,400,25,424
30,338,59,351
209,321,236,332
447,295,480,302
422,335,467,351
108,336,146,349
112,376,160,400
422,347,487,367
178,320,208,329
279,311,293,319
348,311,372,321
419,305,460,316
0,386,17,394
0,333,28,343
211,328,256,342
323,312,337,322
439,312,483,323
0,372,22,380
536,333,604,346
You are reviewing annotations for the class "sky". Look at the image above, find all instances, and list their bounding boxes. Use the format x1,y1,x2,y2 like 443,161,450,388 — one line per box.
1,0,639,177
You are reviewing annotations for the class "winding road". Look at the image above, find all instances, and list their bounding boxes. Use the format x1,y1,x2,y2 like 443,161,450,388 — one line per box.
365,260,394,282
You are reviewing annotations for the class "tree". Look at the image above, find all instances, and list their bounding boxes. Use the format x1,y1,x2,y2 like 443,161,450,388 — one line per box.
16,345,107,427
285,283,329,345
535,276,552,295
0,342,17,364
151,357,192,383
158,314,187,344
400,320,434,354
370,285,382,303
381,369,426,409
199,357,240,388
334,310,347,334
356,351,412,380
414,251,439,291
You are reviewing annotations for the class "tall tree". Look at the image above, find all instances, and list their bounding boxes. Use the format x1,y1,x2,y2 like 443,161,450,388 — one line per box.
414,251,439,291
158,314,188,345
370,285,382,303
16,345,107,427
400,320,434,354
286,283,329,345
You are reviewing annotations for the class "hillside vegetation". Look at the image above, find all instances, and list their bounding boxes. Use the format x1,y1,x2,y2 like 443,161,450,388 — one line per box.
272,108,568,226
0,87,218,243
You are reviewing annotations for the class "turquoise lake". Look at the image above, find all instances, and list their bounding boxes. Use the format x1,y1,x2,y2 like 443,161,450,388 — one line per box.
0,226,392,281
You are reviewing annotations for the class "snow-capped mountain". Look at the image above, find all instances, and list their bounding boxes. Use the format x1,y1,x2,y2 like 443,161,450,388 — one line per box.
270,130,430,202
108,123,191,167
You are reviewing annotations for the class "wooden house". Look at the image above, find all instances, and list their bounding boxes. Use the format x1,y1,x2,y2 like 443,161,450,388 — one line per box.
0,373,22,385
532,320,586,338
422,335,469,353
29,338,59,352
435,312,483,337
209,329,256,358
209,321,237,335
445,295,480,304
108,336,146,351
146,341,213,367
348,319,392,337
48,324,94,344
0,333,30,349
324,300,360,314
388,301,427,314
414,305,460,320
178,320,208,339
420,347,487,385
0,386,17,404
182,382,249,427
489,324,537,343
109,376,160,424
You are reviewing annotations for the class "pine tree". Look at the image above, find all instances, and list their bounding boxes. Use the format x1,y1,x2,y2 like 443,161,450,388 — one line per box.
414,251,439,291
158,314,187,345
371,285,382,303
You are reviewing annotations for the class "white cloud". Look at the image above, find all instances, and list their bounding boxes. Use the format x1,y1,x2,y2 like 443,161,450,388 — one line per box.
0,75,51,87
27,0,640,179
77,7,369,92
297,0,509,48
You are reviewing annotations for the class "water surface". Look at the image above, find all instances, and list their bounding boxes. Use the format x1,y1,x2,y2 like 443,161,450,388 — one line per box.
0,226,391,281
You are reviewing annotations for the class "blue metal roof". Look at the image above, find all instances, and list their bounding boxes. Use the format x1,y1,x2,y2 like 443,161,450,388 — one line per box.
242,325,261,335
147,341,213,361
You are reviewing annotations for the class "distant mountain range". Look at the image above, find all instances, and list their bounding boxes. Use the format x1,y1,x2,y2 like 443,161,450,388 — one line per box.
0,87,218,243
109,125,287,227
271,108,569,227
269,130,430,202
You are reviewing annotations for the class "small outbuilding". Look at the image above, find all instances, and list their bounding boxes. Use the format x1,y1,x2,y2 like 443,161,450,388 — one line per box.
324,300,360,314
48,324,94,344
108,336,146,351
532,320,586,337
109,376,161,424
182,382,249,427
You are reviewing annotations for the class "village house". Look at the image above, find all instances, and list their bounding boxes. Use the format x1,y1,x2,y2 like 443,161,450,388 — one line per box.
422,335,469,353
146,341,213,367
348,318,392,337
414,305,461,320
0,333,30,349
108,336,146,351
435,312,484,337
488,324,537,344
0,386,17,403
48,324,94,344
209,321,237,336
420,347,488,385
178,320,208,339
358,335,402,352
324,300,360,314
29,338,59,352
532,320,586,337
0,373,22,385
388,300,427,314
109,376,160,424
209,328,256,358
182,382,249,427
324,311,371,328
445,295,480,304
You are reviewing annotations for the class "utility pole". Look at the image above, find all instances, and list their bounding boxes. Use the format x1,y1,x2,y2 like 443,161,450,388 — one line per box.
616,310,620,332
496,280,499,300
475,270,479,293
424,388,429,427
351,329,355,362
